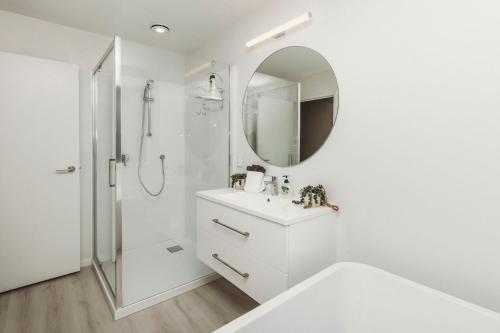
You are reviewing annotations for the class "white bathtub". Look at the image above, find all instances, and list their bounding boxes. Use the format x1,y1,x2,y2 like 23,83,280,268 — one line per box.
215,262,500,333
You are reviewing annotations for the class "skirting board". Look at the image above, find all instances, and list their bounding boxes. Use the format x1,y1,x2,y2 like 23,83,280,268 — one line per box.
91,260,220,320
80,258,92,267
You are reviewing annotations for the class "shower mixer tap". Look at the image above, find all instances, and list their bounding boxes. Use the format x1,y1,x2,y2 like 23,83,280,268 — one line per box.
121,153,130,166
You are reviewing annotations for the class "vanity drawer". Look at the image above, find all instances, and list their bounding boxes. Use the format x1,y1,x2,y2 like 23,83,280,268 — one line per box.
197,232,288,303
197,198,288,273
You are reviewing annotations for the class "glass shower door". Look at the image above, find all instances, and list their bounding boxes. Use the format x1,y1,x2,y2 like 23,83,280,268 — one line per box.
93,37,122,305
93,38,230,311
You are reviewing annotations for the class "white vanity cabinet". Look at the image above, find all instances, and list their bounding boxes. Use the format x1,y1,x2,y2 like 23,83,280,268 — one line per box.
196,189,337,303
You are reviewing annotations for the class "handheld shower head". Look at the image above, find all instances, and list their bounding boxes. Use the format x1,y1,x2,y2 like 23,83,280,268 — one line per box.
143,79,155,137
144,79,154,101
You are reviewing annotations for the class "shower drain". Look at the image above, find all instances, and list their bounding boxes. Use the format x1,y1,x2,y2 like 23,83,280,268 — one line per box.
166,245,183,253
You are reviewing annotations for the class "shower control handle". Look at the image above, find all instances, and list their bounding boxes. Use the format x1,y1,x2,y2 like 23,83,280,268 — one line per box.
56,165,76,173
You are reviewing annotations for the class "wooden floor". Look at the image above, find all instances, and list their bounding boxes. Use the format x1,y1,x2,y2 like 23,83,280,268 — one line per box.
0,267,258,333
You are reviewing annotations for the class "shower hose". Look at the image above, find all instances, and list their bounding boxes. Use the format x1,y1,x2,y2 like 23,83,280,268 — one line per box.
138,101,166,196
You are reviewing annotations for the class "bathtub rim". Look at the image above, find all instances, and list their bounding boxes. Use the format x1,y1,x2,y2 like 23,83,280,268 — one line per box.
214,262,500,333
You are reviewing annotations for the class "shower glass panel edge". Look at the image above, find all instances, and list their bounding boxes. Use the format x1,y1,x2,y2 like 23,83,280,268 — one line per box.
92,35,123,309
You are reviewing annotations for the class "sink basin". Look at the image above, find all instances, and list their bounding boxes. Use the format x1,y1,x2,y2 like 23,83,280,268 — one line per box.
196,188,333,225
219,191,289,207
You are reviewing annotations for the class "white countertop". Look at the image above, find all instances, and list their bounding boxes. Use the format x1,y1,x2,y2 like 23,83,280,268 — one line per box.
196,188,334,226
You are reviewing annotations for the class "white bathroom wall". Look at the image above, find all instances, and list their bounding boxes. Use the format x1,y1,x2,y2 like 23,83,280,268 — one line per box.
184,58,231,239
0,10,112,265
119,42,231,252
193,0,500,311
120,40,187,250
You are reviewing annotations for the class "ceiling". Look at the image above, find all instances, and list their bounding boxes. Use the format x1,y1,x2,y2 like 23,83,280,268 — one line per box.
0,0,272,52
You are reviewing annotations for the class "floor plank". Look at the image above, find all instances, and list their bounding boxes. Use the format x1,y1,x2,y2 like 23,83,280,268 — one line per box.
0,267,258,333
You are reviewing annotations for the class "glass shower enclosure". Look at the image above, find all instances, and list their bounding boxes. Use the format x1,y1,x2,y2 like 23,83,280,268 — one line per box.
92,37,230,316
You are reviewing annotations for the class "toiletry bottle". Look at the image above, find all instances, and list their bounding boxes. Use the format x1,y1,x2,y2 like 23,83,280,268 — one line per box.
281,175,291,198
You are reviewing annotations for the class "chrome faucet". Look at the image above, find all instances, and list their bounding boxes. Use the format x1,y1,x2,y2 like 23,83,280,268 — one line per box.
263,176,278,196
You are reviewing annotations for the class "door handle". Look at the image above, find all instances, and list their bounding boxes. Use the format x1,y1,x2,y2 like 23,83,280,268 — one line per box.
109,158,116,187
56,165,76,173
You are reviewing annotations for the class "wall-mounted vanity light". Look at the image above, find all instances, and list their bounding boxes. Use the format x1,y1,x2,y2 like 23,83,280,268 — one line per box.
245,12,312,48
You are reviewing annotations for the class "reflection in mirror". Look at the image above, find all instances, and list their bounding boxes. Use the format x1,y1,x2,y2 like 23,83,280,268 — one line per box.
243,46,338,167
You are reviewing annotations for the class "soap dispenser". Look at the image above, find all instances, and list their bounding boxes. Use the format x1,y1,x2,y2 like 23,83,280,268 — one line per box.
281,175,291,198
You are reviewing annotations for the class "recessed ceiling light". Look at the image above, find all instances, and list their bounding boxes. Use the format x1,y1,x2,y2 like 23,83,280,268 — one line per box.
151,24,170,34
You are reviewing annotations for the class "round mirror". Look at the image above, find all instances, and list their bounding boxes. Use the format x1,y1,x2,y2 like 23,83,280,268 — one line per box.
242,46,339,167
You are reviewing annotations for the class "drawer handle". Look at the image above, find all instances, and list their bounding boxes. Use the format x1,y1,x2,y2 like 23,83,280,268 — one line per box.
212,219,250,237
212,253,250,278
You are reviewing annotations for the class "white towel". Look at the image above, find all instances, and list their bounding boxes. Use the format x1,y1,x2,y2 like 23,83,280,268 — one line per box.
244,171,265,193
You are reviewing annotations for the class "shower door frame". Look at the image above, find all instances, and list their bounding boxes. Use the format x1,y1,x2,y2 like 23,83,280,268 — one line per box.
92,36,124,308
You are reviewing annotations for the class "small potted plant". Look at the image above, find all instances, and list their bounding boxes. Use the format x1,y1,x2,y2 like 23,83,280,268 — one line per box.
246,164,266,173
231,173,246,191
292,185,339,211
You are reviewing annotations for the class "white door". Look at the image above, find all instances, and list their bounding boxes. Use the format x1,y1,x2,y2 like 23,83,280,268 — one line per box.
0,51,80,292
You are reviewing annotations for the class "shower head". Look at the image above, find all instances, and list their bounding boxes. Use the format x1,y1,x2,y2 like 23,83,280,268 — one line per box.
144,79,154,102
